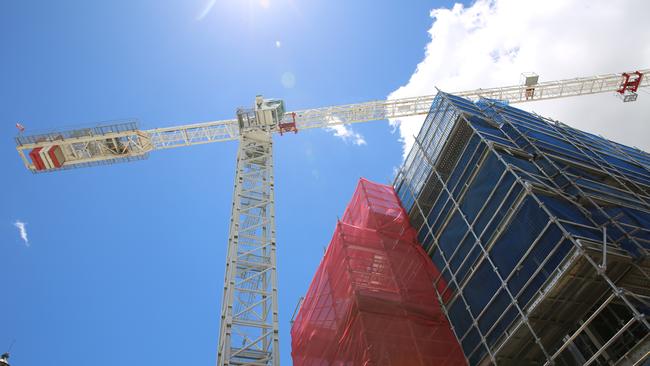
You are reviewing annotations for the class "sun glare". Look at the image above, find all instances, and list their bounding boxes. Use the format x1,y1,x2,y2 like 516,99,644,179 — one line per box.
197,0,217,20
197,0,272,21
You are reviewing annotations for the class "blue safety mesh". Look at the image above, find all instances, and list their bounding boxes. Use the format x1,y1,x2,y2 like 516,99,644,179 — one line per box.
392,92,650,366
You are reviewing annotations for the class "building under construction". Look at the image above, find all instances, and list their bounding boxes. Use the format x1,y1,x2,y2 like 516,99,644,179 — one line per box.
293,92,650,365
291,178,466,365
14,66,648,365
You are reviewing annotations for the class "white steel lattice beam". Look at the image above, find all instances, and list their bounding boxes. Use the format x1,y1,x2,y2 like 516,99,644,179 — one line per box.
15,68,648,172
293,68,650,131
217,131,280,366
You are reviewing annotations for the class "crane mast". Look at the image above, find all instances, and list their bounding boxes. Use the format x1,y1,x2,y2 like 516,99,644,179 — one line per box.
13,69,647,366
217,96,283,365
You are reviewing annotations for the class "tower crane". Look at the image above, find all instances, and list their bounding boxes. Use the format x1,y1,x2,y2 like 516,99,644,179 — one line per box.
14,68,648,366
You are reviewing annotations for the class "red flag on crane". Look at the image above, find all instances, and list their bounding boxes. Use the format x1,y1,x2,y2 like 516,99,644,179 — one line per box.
16,123,25,133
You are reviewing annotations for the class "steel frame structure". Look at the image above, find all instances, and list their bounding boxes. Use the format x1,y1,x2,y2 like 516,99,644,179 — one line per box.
394,93,650,365
13,68,649,366
218,130,280,366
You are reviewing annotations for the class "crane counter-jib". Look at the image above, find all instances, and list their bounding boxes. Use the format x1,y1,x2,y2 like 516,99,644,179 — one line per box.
145,118,240,150
15,124,152,172
14,118,244,171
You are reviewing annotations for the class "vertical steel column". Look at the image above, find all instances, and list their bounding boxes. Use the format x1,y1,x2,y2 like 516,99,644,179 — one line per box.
217,131,280,366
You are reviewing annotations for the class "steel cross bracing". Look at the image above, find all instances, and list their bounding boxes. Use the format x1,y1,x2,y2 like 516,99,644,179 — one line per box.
218,130,280,366
15,69,648,173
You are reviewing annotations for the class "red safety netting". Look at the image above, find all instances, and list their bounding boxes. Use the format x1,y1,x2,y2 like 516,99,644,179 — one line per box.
291,178,466,365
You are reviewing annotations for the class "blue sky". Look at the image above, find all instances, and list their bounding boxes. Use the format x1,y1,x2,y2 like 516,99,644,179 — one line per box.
0,1,462,365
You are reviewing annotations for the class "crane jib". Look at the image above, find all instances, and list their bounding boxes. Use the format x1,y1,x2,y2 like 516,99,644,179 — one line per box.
14,68,650,174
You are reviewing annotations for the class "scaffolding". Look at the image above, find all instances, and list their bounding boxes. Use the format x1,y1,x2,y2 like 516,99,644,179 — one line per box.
394,93,650,366
291,179,465,366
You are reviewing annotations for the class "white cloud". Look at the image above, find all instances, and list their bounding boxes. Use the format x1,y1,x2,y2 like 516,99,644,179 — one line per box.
326,124,367,146
197,0,217,21
389,0,650,159
13,221,29,246
275,40,282,48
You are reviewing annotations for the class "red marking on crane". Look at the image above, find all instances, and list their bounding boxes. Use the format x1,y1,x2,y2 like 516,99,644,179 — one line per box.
15,123,25,133
617,71,643,94
29,147,46,171
279,112,298,135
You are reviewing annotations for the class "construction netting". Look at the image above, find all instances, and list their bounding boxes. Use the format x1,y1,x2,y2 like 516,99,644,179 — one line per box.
291,178,465,365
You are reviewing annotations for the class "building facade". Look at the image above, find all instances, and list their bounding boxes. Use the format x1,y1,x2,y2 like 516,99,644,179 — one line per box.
394,92,650,365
